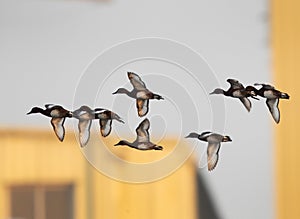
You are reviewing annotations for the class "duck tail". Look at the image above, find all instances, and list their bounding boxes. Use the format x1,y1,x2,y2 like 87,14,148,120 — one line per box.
153,94,164,100
154,145,163,150
281,92,290,99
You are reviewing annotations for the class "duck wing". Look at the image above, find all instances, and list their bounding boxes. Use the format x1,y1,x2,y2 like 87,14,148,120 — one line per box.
227,79,245,89
135,118,150,143
136,99,149,117
128,72,147,90
51,117,66,142
207,142,221,171
99,119,112,137
45,104,56,109
78,119,92,147
254,83,275,90
266,98,280,123
239,97,252,112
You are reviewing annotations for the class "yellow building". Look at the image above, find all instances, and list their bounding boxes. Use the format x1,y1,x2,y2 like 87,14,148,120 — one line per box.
0,129,202,219
273,0,300,219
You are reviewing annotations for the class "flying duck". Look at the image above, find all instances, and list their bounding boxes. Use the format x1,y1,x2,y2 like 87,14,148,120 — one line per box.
246,83,290,123
94,108,124,137
114,118,163,151
185,131,232,171
27,104,72,142
72,105,124,147
210,78,257,112
112,72,164,117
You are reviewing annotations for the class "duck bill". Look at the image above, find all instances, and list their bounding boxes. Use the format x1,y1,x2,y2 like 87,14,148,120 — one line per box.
72,110,80,118
226,137,233,142
113,114,125,123
26,110,33,115
118,119,125,124
185,133,198,138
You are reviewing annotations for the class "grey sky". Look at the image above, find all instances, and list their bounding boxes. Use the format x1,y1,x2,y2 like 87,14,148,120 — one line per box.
0,0,273,218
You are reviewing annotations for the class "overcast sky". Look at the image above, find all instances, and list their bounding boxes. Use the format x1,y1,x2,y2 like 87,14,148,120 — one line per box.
0,0,273,218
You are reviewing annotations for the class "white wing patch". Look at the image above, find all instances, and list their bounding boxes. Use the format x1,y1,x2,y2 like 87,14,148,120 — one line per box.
94,109,106,114
200,131,212,139
51,117,65,142
45,104,55,109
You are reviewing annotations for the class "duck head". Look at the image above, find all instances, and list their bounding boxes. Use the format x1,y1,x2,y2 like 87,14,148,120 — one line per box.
114,140,131,146
185,132,200,139
112,88,130,95
112,113,125,123
26,107,43,115
222,136,232,142
209,88,224,95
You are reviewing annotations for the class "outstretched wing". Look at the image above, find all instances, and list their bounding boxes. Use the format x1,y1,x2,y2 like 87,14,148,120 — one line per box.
266,98,280,123
136,99,149,117
78,119,92,147
239,97,252,112
207,142,221,171
99,119,112,137
128,72,147,90
50,117,65,142
135,118,150,143
45,104,55,109
227,79,245,89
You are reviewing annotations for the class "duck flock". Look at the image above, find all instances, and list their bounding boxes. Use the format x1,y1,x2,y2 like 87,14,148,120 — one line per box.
27,72,289,171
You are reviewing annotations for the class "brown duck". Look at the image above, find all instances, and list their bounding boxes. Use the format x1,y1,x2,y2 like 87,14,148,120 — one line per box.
112,72,164,117
27,104,72,142
186,131,232,171
114,118,163,151
73,105,124,147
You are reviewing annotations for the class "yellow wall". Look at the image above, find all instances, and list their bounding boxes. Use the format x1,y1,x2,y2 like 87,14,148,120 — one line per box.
0,129,197,219
272,0,300,218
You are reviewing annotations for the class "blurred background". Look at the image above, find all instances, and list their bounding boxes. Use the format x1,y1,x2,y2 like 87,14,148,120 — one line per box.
1,0,299,218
